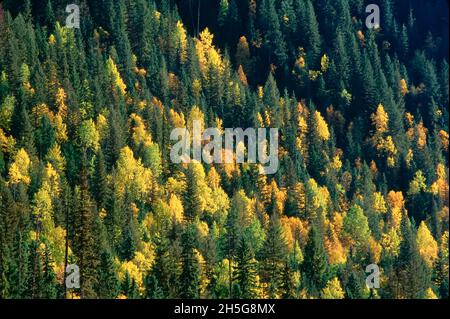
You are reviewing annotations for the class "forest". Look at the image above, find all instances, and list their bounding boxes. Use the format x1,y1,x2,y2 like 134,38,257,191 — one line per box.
0,0,448,299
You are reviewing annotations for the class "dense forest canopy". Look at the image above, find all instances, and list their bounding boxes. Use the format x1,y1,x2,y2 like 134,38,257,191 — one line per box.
0,0,448,299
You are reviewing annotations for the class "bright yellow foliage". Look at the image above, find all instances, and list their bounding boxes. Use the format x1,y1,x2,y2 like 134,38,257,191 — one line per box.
106,57,127,95
416,221,438,267
368,236,382,263
79,119,100,150
55,87,68,118
46,144,66,172
371,106,397,166
321,277,345,299
196,28,224,75
188,106,205,134
129,113,152,147
169,194,184,224
400,78,409,96
115,147,153,200
8,148,31,185
314,111,330,141
325,215,347,265
424,288,438,299
43,163,61,198
52,114,67,143
371,104,389,134
387,191,405,229
408,170,427,195
321,54,330,73
207,167,221,189
438,130,449,150
416,121,428,149
381,227,401,257
119,261,143,292
175,21,188,63
373,192,387,214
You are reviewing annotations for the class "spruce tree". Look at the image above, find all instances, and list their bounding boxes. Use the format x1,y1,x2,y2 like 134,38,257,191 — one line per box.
73,156,100,299
261,213,288,298
180,226,201,299
301,223,329,297
233,235,258,299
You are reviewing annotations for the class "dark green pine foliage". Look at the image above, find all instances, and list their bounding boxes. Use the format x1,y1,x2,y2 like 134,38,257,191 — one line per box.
144,273,164,299
93,149,108,211
73,158,100,299
391,218,431,299
280,261,297,299
301,223,329,297
434,244,449,299
260,213,288,298
11,90,35,154
121,271,140,299
233,235,258,299
105,108,126,170
7,231,30,298
306,103,329,183
34,115,55,159
151,235,180,298
280,0,297,52
96,250,120,299
296,0,321,67
180,225,201,299
41,245,58,298
119,225,137,261
263,73,282,128
27,240,45,298
184,165,202,221
258,0,288,73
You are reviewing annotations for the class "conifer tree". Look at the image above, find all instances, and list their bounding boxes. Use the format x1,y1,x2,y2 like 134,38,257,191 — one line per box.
261,213,288,298
180,226,201,299
302,223,329,297
73,156,100,298
233,235,258,299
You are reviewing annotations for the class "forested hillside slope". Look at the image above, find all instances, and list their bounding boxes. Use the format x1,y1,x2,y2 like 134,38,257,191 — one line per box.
0,0,448,299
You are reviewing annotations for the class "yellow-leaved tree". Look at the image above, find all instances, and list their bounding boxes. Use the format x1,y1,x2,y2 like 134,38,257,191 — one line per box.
114,146,153,202
314,110,330,141
175,21,188,64
31,177,67,278
399,78,409,96
321,277,345,299
416,221,438,267
106,57,127,95
129,113,152,148
370,104,397,167
8,148,31,185
386,190,405,230
195,28,224,76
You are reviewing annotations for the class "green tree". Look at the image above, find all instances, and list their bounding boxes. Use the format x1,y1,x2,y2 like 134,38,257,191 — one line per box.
233,236,258,298
301,223,329,297
261,213,288,298
180,226,201,299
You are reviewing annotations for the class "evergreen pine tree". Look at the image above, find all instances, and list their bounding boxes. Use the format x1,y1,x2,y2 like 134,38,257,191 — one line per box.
233,235,258,298
180,226,201,299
